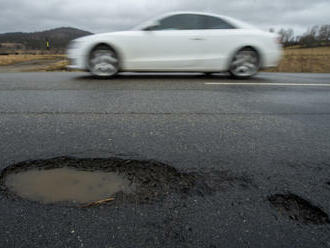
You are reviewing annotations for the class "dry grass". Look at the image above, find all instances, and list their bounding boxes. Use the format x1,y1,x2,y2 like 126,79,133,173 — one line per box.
0,54,64,66
266,47,330,73
44,60,70,71
80,198,115,208
25,59,70,72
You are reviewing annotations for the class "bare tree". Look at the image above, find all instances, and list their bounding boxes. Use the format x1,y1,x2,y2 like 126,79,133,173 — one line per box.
318,25,330,45
278,28,295,46
276,25,329,47
299,26,319,47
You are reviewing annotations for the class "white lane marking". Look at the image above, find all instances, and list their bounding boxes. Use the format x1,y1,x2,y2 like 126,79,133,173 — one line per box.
205,82,330,87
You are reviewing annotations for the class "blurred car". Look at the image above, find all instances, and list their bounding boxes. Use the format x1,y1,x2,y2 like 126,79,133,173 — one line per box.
67,11,282,78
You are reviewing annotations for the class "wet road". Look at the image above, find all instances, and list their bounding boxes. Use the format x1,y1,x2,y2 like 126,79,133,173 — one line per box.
1,72,330,248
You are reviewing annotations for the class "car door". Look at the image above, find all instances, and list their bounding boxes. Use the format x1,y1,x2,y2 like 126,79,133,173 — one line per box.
121,14,206,71
196,15,240,71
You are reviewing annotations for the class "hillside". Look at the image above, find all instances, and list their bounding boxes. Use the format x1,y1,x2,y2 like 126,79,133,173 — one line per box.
0,27,92,50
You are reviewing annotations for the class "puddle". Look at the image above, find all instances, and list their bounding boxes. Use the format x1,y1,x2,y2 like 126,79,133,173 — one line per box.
5,168,133,204
269,193,330,225
0,156,253,207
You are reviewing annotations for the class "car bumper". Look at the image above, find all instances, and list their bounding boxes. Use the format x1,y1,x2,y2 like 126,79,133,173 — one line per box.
261,48,283,68
66,48,87,70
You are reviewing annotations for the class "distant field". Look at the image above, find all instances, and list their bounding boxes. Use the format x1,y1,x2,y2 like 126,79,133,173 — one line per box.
0,53,69,72
266,47,330,73
0,47,329,73
0,54,64,66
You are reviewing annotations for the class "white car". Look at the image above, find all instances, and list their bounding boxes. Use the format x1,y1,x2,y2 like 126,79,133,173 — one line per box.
67,11,282,78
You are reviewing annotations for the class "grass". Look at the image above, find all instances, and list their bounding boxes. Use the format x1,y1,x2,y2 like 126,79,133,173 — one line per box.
43,60,70,71
265,47,330,73
23,59,70,72
0,54,64,66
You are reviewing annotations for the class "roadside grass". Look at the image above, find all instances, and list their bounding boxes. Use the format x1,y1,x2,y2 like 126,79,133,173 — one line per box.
0,54,64,66
265,47,330,73
22,59,71,72
43,60,70,71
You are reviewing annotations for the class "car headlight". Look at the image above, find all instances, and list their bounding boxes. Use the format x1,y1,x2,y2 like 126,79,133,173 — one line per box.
67,40,79,50
67,39,87,50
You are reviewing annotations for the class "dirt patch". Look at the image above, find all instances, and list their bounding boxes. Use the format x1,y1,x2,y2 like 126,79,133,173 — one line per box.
268,193,330,225
0,157,252,207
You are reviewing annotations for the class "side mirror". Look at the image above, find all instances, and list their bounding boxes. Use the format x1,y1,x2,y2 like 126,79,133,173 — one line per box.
143,21,160,31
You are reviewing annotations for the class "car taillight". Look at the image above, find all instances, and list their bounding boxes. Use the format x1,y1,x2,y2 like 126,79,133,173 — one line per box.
275,37,282,44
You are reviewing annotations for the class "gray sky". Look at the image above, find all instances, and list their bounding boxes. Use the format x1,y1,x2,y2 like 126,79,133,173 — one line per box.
1,0,329,35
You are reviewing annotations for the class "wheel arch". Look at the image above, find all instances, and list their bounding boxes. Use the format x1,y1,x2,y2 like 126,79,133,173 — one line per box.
85,42,123,70
226,45,263,71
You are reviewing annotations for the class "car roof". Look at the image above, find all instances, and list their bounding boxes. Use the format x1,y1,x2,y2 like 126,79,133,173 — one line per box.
159,11,227,19
163,11,256,29
134,11,256,30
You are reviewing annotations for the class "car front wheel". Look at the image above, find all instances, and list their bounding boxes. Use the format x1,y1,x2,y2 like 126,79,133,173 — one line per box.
229,48,260,79
88,45,119,78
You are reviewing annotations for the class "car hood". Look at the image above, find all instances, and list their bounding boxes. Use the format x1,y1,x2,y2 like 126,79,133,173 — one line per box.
73,31,131,42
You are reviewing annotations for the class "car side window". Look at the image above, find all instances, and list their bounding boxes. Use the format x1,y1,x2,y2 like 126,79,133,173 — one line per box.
147,14,236,31
200,16,236,29
150,14,200,31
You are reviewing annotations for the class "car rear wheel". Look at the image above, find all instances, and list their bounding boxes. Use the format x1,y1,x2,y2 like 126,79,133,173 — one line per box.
88,45,119,78
229,48,260,79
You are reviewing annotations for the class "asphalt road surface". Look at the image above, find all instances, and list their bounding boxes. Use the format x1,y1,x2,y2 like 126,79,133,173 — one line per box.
1,72,330,248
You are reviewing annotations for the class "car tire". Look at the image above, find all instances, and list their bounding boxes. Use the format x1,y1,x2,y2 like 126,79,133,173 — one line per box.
229,47,260,79
88,45,119,78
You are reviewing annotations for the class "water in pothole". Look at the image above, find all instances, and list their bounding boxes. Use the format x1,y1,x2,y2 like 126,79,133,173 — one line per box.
4,167,134,204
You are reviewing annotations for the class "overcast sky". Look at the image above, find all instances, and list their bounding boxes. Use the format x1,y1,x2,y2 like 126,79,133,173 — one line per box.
1,0,329,35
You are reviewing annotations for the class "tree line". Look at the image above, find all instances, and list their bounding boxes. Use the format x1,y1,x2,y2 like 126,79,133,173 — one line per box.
277,25,330,47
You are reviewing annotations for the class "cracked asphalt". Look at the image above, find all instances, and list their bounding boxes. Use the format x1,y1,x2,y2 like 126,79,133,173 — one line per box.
1,72,330,248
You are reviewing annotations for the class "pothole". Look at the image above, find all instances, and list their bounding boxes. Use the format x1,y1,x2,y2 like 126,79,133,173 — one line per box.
0,157,252,207
4,168,133,204
268,193,330,225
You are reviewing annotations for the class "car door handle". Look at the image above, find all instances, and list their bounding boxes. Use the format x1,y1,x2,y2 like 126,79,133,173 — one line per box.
190,37,205,41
